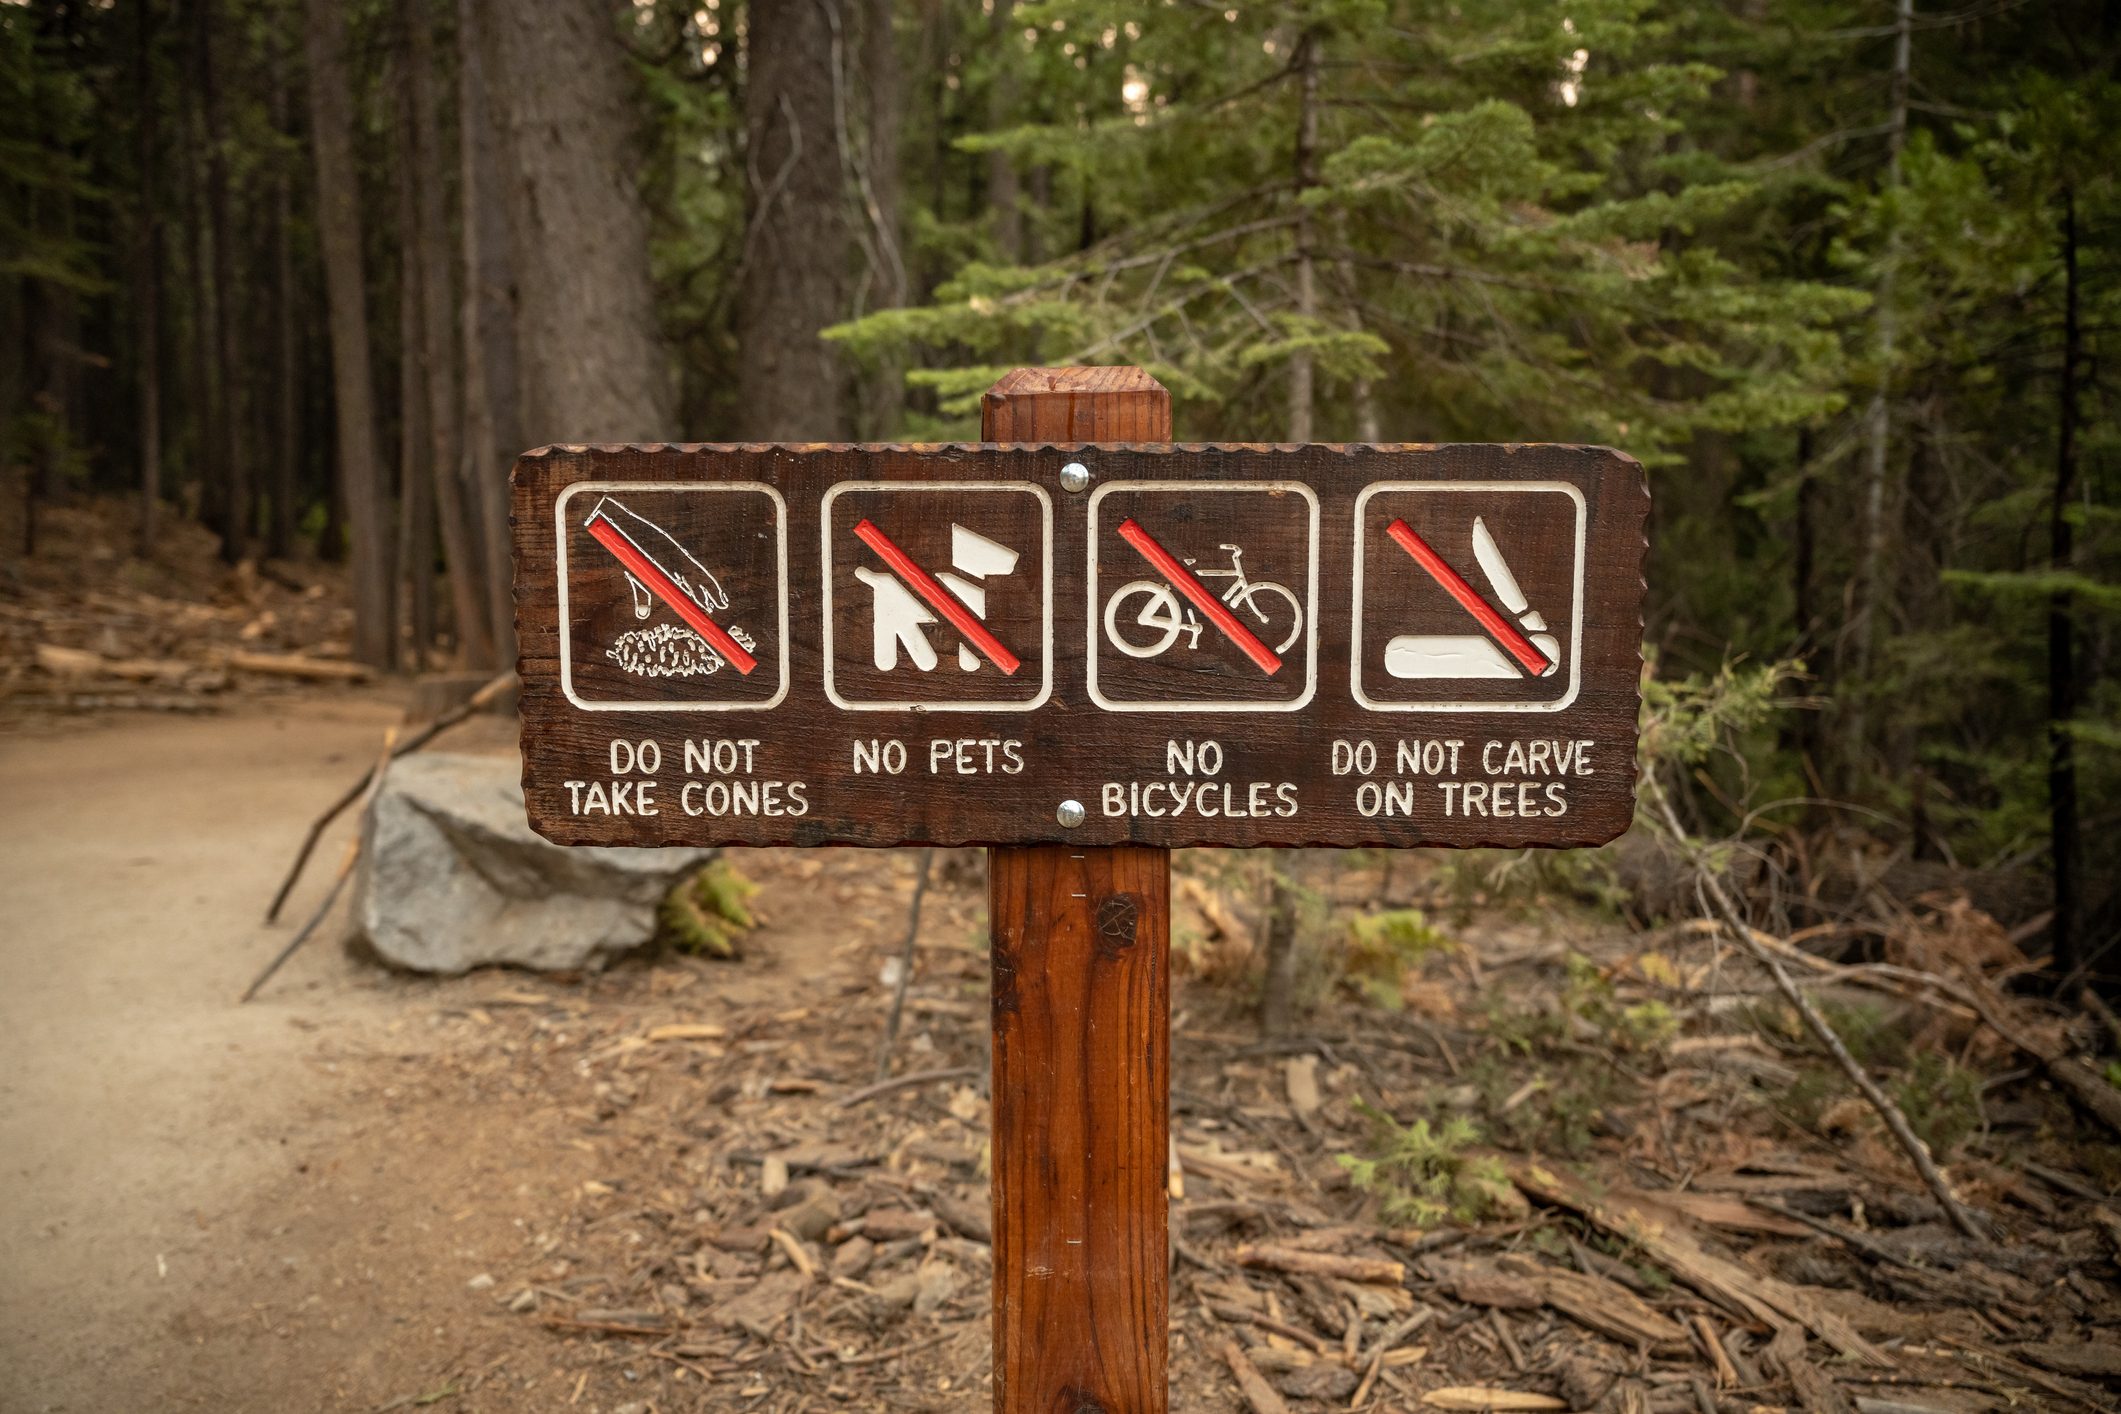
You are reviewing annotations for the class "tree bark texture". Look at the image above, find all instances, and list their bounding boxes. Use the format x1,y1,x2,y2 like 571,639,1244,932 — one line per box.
197,0,249,560
406,0,493,666
394,82,436,666
737,0,850,440
306,0,397,668
269,15,299,560
985,0,1021,264
458,0,516,666
1287,29,1320,444
478,0,672,445
1848,0,1913,759
134,0,162,552
2049,187,2082,983
856,0,904,438
1259,854,1302,1036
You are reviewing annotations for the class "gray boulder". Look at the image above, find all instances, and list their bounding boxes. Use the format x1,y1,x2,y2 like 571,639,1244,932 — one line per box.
355,753,708,973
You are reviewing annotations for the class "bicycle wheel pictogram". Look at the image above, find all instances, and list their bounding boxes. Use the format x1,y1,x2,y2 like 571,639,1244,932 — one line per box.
1086,484,1318,713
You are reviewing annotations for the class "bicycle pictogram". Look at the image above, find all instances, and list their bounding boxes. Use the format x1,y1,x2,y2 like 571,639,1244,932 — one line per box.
1102,541,1303,661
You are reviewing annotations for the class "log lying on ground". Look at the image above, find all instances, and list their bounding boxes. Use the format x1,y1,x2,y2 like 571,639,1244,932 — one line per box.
1732,911,2121,1142
1510,1159,1890,1368
1493,1254,1690,1350
223,649,373,681
35,642,197,682
1231,1242,1404,1286
1951,975,2121,1141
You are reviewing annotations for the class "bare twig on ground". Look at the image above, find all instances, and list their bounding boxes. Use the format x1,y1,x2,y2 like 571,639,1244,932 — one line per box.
1232,1242,1404,1285
1737,911,2121,1142
1208,1304,1335,1355
1747,1199,1924,1271
1220,1338,1293,1414
838,1064,981,1109
1647,776,1990,1243
1949,977,2121,1140
243,727,400,1002
264,671,511,922
873,847,935,1082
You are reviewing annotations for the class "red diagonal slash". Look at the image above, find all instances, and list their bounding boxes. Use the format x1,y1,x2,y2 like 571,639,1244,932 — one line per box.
585,514,759,675
852,518,1022,676
1116,518,1282,676
1384,519,1551,677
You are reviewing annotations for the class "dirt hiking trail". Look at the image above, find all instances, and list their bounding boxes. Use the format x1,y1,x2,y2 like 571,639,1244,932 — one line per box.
1,695,424,1410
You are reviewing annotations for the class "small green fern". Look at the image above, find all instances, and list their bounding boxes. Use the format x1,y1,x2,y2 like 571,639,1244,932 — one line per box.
659,858,759,959
1338,1100,1513,1226
1344,908,1454,1008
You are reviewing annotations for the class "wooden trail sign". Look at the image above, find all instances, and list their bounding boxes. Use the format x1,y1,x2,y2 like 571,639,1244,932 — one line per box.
511,367,1648,1413
511,437,1645,853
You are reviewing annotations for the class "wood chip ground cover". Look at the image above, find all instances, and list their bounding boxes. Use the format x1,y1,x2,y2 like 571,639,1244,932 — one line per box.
293,847,2121,1413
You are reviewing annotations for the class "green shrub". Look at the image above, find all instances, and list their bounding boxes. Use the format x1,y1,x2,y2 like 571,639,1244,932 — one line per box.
1344,908,1454,1008
1339,1101,1514,1226
658,858,758,959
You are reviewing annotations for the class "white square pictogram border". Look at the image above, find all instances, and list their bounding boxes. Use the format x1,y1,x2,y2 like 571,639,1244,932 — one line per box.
1350,480,1586,714
820,481,1055,713
556,480,791,713
1085,480,1321,714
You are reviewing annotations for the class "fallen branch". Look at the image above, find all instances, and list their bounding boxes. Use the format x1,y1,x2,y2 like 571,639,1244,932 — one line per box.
242,728,398,1002
263,671,512,922
1647,776,1990,1243
1207,1303,1334,1355
835,1330,955,1367
1232,1242,1404,1286
873,847,936,1082
1947,976,2121,1141
837,1064,980,1110
224,648,373,681
35,642,194,682
1219,1338,1293,1414
1511,1160,1889,1367
1728,915,2121,1142
537,1315,672,1338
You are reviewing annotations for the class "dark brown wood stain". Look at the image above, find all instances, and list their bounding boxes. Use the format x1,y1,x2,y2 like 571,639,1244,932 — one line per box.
511,433,1646,851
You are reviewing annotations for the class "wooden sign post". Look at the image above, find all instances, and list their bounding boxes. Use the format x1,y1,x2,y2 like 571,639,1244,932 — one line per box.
983,369,1172,1411
509,366,1649,1412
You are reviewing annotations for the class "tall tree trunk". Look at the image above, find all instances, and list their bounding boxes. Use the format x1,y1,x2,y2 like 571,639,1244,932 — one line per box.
478,0,672,444
1787,426,1827,819
197,0,249,561
856,0,904,437
180,59,221,538
737,0,850,440
1287,30,1321,443
1847,0,1913,763
985,0,1020,263
2049,187,2082,985
1260,854,1303,1036
458,0,515,665
269,17,299,560
406,0,492,666
135,0,163,553
307,0,397,669
394,68,436,666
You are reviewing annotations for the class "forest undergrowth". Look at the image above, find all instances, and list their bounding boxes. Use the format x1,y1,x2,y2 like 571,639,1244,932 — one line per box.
341,668,2121,1411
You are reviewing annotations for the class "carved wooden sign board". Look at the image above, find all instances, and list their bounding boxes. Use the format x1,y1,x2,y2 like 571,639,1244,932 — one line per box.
513,443,1646,850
